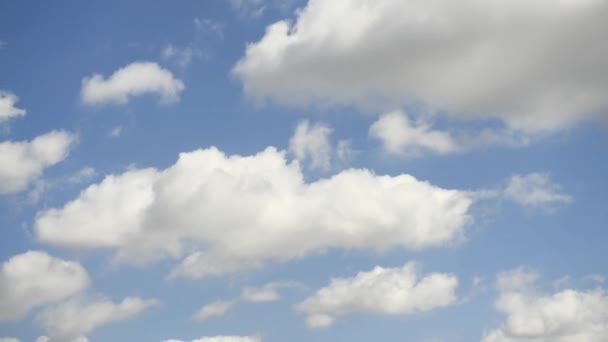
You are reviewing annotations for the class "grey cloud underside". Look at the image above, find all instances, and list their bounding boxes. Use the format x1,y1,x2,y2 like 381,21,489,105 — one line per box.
35,146,473,278
234,0,608,132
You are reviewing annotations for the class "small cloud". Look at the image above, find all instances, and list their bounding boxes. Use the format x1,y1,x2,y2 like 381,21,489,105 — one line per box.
193,300,236,321
109,125,123,138
505,173,572,208
161,44,203,69
0,91,26,123
193,18,224,38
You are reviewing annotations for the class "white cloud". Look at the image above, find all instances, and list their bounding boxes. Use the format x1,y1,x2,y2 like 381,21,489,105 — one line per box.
296,262,459,328
370,110,457,155
0,338,20,342
36,296,158,342
484,268,608,342
35,146,473,278
369,110,530,157
193,300,235,321
81,62,184,105
0,91,26,123
241,281,300,303
0,131,77,194
233,0,608,132
162,45,203,68
36,335,89,342
163,337,260,342
0,251,89,321
109,125,123,138
289,120,333,170
505,173,572,208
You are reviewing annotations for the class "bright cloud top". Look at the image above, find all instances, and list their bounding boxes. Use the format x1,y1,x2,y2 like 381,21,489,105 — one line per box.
0,251,89,321
34,146,472,279
484,268,608,342
0,91,26,123
81,62,185,105
296,262,459,328
505,173,572,208
234,0,608,132
36,296,158,342
0,130,77,194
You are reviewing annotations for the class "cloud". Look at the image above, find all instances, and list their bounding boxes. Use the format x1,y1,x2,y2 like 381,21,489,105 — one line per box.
81,62,184,105
0,251,89,321
108,125,123,138
163,337,260,342
193,281,300,320
36,336,88,342
505,173,572,208
289,120,333,170
241,281,300,303
484,268,608,342
0,338,20,342
233,0,608,132
193,300,236,321
162,45,203,69
35,146,473,278
0,91,26,123
370,110,457,155
36,296,158,341
296,262,459,328
369,110,530,157
0,131,77,194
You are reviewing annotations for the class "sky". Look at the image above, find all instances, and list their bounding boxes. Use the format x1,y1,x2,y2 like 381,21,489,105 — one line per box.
0,0,607,341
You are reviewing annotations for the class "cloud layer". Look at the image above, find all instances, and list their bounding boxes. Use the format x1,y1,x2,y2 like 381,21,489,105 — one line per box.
234,0,608,132
35,146,472,278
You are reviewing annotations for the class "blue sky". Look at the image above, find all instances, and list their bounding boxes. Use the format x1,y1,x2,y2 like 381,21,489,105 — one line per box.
1,1,607,341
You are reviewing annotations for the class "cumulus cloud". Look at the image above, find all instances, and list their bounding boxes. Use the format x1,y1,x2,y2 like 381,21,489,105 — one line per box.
370,110,457,155
0,131,77,194
163,337,260,342
233,0,608,132
289,120,333,170
0,91,26,123
505,173,572,208
36,296,158,342
484,268,608,342
0,251,89,321
296,262,459,328
81,62,184,105
193,300,236,321
35,146,472,278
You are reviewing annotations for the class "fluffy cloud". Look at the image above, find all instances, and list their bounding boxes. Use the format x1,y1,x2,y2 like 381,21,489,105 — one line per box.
233,0,608,132
163,337,260,342
296,262,458,328
193,300,235,321
36,296,158,341
289,120,333,170
0,251,89,321
505,173,572,208
0,91,26,123
369,110,457,155
241,281,300,303
0,131,77,194
81,62,184,105
35,146,472,278
484,268,608,342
